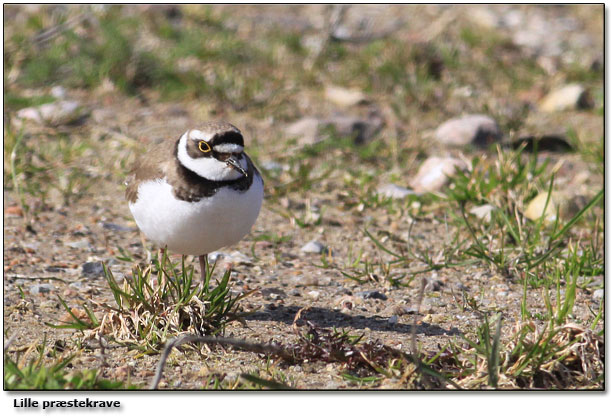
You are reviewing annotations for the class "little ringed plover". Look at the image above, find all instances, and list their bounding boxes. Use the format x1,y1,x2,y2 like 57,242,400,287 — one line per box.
125,121,264,282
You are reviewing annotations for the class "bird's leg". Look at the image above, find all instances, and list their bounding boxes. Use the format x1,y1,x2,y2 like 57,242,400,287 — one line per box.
140,231,152,263
157,247,167,288
199,254,208,287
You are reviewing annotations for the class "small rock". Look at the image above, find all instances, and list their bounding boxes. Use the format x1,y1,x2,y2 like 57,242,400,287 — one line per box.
40,300,58,310
101,222,135,232
288,289,301,297
455,283,469,292
324,113,383,145
208,251,252,266
434,114,501,147
66,239,90,249
16,100,85,126
524,191,564,223
291,276,331,287
286,113,383,146
337,296,354,311
593,289,603,300
398,306,418,315
261,160,285,172
496,291,509,298
50,86,67,99
23,242,40,253
357,290,387,300
68,282,84,290
301,240,326,254
29,284,53,295
467,7,500,29
409,156,468,193
325,85,368,107
286,117,320,145
82,262,105,278
469,204,496,222
539,84,592,112
388,315,398,325
376,184,416,199
261,288,287,300
5,205,24,217
425,278,444,292
307,290,321,300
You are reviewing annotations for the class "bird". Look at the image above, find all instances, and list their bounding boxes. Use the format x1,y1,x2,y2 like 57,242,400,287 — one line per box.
125,121,264,284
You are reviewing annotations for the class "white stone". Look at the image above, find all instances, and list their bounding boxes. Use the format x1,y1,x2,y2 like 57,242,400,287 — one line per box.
409,157,468,193
376,183,415,199
50,86,67,99
469,204,496,222
435,114,501,147
524,191,564,223
16,100,82,125
286,117,321,145
301,240,326,254
325,85,367,107
539,84,590,112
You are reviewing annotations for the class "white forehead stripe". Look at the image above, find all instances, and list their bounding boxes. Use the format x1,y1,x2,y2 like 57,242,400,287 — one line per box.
188,129,214,142
213,143,243,153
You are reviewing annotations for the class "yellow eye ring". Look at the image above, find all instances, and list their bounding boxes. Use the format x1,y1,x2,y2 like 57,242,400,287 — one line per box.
198,141,211,153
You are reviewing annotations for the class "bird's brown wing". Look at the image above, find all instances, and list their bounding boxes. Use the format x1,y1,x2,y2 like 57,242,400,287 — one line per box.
125,138,178,204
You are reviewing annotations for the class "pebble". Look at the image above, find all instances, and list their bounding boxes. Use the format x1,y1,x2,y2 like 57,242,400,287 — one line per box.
337,296,354,311
388,315,398,325
357,290,387,300
425,278,444,292
261,288,286,301
401,306,419,315
29,284,53,295
376,183,416,199
66,239,90,249
101,222,134,232
524,191,564,223
324,113,383,145
260,160,285,172
467,7,500,29
307,290,321,300
82,261,105,278
434,114,501,147
455,283,469,292
469,204,496,222
50,86,67,99
5,205,23,217
539,84,592,112
286,117,321,145
325,85,368,107
286,113,383,146
409,156,468,193
288,289,301,297
208,251,252,266
40,300,58,310
592,289,603,300
15,100,85,126
300,240,326,254
291,275,331,287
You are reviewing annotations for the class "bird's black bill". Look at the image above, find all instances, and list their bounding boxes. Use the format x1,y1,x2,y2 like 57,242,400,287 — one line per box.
226,157,248,177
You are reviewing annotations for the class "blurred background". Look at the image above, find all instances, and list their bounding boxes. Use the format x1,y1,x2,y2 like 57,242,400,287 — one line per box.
3,4,604,390
3,4,603,207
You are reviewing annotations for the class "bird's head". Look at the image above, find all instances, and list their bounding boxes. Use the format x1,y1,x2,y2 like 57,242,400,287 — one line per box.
177,122,249,181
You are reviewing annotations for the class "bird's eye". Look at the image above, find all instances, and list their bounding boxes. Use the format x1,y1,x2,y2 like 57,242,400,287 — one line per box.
198,141,212,153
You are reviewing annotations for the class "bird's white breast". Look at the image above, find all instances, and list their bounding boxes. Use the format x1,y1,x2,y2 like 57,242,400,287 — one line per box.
128,175,264,256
